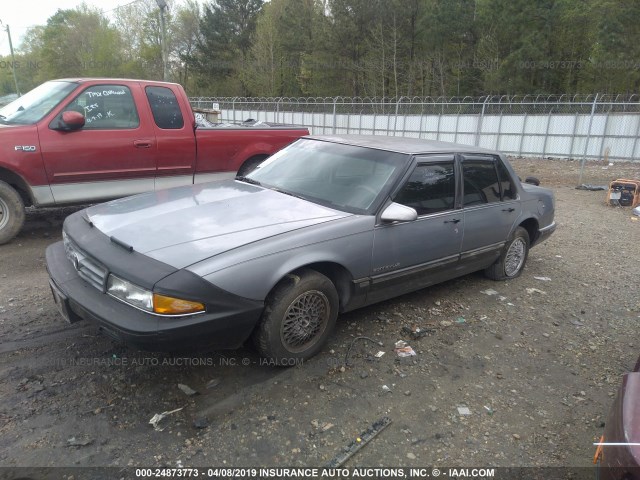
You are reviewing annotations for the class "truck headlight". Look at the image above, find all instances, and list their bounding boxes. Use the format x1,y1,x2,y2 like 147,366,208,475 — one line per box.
107,274,205,316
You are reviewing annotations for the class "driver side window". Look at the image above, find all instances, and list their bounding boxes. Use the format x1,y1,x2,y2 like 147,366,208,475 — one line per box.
394,162,456,216
63,85,139,129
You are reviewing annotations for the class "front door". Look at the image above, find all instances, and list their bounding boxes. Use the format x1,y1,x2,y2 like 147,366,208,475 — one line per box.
39,83,157,204
368,156,463,304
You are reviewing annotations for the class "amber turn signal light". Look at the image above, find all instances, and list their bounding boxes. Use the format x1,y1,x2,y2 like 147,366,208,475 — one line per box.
153,294,205,315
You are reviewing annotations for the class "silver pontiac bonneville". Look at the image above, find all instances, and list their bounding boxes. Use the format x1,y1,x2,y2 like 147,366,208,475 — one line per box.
46,135,556,363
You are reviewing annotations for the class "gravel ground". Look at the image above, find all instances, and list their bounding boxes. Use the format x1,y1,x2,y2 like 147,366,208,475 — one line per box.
0,158,639,470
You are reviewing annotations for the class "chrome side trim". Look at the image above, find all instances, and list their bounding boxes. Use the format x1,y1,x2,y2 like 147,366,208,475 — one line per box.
539,222,556,232
51,178,154,204
459,242,505,260
155,175,193,190
370,254,460,284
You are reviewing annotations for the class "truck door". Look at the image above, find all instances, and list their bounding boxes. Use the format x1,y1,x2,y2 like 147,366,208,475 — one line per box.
143,85,197,190
39,83,157,204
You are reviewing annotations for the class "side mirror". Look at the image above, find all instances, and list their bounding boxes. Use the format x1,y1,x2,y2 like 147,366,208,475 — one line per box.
380,202,418,223
54,111,85,131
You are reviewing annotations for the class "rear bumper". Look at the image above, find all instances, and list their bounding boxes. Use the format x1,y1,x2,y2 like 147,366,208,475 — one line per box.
46,241,264,352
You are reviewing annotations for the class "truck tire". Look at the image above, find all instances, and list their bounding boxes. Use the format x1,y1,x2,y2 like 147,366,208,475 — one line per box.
252,269,339,365
0,181,25,245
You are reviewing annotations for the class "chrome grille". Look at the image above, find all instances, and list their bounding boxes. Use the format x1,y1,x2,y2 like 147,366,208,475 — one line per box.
62,231,108,291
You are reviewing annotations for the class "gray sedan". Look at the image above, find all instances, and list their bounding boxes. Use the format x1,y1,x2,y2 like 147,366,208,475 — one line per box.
46,135,556,363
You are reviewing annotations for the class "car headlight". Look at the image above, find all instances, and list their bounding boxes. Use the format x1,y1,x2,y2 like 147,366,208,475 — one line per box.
107,274,205,316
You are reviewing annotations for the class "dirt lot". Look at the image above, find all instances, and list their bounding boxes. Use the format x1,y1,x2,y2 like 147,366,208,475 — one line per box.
0,158,639,471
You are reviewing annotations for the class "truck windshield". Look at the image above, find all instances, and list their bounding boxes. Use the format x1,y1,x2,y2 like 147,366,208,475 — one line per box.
0,81,77,125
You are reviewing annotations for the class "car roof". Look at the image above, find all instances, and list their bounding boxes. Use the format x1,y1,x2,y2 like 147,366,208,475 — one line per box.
305,134,499,156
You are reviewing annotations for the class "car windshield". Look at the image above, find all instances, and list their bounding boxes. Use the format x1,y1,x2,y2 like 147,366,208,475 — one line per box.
0,81,77,125
245,139,408,214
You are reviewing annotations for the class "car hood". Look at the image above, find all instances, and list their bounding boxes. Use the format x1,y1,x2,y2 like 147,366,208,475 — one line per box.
85,180,349,268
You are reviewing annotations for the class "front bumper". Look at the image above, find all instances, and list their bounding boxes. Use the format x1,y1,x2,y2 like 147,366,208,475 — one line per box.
46,241,264,352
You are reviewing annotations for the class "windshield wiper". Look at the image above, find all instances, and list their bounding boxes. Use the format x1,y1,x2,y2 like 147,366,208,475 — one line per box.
270,187,306,201
235,175,262,186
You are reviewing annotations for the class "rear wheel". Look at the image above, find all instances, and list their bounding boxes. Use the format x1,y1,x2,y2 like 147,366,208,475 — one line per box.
237,155,268,176
0,181,25,245
484,226,530,280
253,269,338,365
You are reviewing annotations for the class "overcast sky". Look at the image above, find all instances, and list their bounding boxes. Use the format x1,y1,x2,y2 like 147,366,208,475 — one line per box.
0,0,184,56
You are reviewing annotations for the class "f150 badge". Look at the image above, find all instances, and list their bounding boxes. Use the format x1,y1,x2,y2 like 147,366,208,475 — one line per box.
15,145,37,152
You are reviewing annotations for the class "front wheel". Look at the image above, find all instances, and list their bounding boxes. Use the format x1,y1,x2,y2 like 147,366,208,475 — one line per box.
484,226,530,280
253,269,339,365
0,181,25,245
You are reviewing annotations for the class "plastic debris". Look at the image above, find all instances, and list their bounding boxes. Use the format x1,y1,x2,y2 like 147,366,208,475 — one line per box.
457,407,472,416
481,289,499,296
633,206,640,217
382,385,392,392
484,406,494,415
178,383,198,396
149,407,184,431
534,276,552,281
375,351,385,358
455,317,466,324
526,288,547,295
395,346,417,357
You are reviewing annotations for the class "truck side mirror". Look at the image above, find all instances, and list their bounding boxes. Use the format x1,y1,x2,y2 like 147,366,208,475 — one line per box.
54,111,85,131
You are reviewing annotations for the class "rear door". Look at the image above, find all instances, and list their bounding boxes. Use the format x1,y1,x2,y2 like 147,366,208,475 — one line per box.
460,154,521,268
143,85,197,190
39,82,157,204
368,155,464,303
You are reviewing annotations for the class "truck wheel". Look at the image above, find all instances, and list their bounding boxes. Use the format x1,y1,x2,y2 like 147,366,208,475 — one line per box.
253,269,339,365
0,181,25,245
484,227,530,281
237,155,268,176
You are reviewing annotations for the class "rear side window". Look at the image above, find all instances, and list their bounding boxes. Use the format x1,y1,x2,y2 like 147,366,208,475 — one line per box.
496,160,517,200
463,161,501,206
145,86,184,129
394,162,456,215
64,85,139,129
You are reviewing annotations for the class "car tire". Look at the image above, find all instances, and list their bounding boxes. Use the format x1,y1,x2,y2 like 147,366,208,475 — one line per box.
0,181,25,245
484,226,530,281
253,269,339,365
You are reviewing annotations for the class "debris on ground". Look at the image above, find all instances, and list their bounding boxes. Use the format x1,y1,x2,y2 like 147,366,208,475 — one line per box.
375,351,385,358
149,407,184,431
66,436,94,447
457,407,472,416
455,316,466,324
325,417,392,467
205,378,221,389
401,325,433,340
177,384,198,396
534,276,552,281
481,289,499,296
576,184,607,191
193,417,209,429
526,288,547,295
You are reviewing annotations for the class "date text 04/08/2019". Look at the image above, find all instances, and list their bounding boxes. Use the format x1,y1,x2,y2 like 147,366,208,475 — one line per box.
135,467,497,478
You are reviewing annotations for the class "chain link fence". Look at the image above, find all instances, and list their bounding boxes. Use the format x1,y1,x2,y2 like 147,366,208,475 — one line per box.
190,95,640,162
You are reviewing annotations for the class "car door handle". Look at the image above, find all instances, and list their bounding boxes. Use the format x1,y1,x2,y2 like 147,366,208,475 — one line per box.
502,208,516,212
444,218,461,224
134,140,152,148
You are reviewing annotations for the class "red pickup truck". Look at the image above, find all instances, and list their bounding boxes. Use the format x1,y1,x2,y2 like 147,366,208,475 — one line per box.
0,78,308,244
